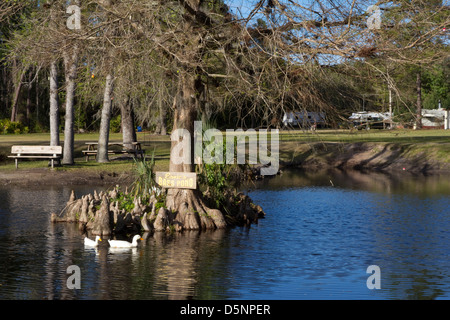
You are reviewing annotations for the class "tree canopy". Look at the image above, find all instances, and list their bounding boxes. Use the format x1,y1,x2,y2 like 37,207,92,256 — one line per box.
0,0,449,134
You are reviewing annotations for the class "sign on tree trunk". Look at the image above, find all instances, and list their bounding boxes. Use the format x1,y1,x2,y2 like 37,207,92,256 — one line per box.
155,172,197,190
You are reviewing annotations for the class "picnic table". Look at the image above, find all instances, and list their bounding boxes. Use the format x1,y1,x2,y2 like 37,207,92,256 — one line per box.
82,142,144,161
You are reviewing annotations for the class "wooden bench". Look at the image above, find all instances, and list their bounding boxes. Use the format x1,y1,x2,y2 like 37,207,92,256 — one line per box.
8,145,63,169
82,142,144,161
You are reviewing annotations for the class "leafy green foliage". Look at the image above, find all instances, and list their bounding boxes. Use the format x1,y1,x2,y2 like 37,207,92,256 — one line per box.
115,191,135,212
131,151,157,197
196,120,251,210
154,197,166,211
0,119,29,134
109,115,122,133
197,162,227,209
422,61,450,110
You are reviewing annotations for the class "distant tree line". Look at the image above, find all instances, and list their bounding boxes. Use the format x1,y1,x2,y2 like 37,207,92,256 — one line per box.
0,1,448,151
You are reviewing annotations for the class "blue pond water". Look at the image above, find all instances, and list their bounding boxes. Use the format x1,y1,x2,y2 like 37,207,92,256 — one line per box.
0,169,449,300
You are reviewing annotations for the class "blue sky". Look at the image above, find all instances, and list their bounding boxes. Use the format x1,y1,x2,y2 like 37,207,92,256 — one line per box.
224,0,376,25
225,0,259,18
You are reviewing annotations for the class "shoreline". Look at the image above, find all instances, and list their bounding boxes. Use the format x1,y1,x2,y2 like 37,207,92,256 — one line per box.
279,141,450,175
1,141,449,186
0,168,134,187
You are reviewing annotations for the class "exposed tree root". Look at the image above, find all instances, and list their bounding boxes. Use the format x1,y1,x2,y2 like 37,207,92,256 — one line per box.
51,185,264,235
165,189,227,231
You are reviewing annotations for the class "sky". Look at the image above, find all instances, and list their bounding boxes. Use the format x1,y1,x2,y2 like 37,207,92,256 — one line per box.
225,0,260,18
224,0,377,25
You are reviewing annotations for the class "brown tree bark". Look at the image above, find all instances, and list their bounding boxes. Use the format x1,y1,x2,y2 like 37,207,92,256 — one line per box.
97,74,115,163
90,194,112,236
154,88,167,135
121,96,137,150
25,71,32,127
62,46,79,165
49,61,60,147
10,65,27,122
416,72,422,129
165,72,227,231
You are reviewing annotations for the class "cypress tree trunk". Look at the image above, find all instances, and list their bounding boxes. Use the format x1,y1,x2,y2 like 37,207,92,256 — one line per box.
165,72,226,231
49,2,60,148
121,96,137,150
156,88,167,135
62,47,78,165
416,72,422,129
26,71,32,127
97,74,114,163
49,61,60,147
10,65,26,123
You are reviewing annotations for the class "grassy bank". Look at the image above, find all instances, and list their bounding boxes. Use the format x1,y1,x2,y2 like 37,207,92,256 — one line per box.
278,129,450,173
0,132,171,175
0,129,449,178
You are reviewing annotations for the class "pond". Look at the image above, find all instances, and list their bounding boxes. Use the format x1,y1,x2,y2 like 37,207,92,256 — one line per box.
0,169,449,300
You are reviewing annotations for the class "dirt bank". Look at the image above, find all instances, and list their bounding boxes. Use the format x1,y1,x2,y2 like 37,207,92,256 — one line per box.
0,168,134,187
281,142,450,175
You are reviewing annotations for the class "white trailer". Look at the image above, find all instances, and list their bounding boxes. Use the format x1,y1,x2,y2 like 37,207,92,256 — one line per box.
349,111,391,129
282,111,326,128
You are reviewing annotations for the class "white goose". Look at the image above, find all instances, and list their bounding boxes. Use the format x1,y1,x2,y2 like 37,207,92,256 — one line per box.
84,236,102,247
108,235,143,248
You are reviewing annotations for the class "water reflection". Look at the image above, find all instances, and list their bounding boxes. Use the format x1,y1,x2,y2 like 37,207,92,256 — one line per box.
366,194,450,300
248,168,450,196
0,181,233,299
0,185,107,300
246,170,450,300
65,229,232,300
0,171,449,300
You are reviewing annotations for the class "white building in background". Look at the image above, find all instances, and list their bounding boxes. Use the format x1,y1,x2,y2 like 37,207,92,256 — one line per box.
348,111,392,129
445,110,450,130
421,108,447,129
282,111,326,128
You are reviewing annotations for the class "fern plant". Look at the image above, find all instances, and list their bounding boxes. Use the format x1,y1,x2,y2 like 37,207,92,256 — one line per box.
131,150,156,197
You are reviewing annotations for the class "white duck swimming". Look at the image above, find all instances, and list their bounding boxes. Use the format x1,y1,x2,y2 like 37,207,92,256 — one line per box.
84,236,102,247
108,235,143,248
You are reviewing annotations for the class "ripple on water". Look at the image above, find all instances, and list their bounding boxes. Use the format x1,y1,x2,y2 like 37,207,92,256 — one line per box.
0,171,449,300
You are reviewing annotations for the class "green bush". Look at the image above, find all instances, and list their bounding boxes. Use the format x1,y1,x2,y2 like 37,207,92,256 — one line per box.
0,119,29,135
197,162,228,209
110,115,122,133
195,121,254,210
131,151,157,197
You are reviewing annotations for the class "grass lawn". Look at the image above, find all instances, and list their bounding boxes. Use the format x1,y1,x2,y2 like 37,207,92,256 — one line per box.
279,128,450,144
0,131,171,174
0,128,449,173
